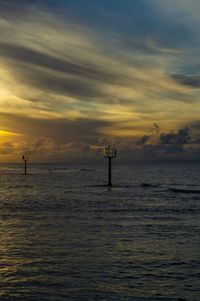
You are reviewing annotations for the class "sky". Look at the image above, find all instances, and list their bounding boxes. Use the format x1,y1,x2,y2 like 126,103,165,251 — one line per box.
0,0,200,162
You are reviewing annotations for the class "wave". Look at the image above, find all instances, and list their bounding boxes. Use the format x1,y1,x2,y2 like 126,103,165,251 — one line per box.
80,168,95,172
8,185,33,189
169,187,200,194
141,183,158,188
86,184,137,188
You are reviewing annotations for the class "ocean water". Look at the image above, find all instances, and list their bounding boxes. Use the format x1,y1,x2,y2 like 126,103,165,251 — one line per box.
0,162,199,301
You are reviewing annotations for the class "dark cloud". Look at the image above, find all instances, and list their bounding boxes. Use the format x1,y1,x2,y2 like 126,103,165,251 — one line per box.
0,142,15,155
0,113,112,145
0,42,119,83
190,121,200,132
0,0,52,17
134,126,194,160
16,67,104,99
137,123,160,146
143,143,184,156
0,42,129,100
186,121,200,145
57,0,193,50
137,135,151,146
153,123,160,134
5,61,105,99
172,74,200,88
27,138,98,161
0,0,29,17
1,0,194,52
159,127,190,145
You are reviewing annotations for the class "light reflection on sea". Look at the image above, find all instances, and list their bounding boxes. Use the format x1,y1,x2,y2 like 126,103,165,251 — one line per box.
0,163,199,301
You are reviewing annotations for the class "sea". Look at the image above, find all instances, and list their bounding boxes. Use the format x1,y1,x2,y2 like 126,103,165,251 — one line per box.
0,162,199,301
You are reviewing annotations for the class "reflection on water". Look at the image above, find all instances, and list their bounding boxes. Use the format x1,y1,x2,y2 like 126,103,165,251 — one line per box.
0,163,200,300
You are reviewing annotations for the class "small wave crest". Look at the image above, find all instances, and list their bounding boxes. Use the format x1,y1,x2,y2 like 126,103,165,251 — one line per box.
141,183,158,188
169,187,200,194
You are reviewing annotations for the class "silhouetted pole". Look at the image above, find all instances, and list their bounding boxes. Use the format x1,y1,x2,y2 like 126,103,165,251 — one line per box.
104,146,116,186
108,157,112,186
22,152,29,175
25,159,27,175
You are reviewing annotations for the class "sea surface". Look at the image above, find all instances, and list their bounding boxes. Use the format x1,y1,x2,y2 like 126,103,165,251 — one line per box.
0,162,199,301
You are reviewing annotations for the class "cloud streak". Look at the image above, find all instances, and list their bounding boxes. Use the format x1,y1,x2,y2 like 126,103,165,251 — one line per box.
172,74,200,88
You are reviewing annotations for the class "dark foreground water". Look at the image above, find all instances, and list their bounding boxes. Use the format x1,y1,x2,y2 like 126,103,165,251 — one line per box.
0,163,199,301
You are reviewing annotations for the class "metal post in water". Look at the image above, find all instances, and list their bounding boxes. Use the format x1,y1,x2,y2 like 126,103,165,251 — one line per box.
25,159,27,175
104,145,116,186
22,152,30,175
108,157,112,186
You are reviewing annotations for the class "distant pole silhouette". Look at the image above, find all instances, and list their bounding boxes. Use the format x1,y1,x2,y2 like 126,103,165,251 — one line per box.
22,152,29,175
104,145,116,186
108,157,112,186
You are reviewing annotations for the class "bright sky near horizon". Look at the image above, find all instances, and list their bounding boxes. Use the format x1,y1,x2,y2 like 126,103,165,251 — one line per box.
0,0,200,162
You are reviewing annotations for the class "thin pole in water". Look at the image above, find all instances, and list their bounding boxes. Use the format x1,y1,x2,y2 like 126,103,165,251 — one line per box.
104,145,116,187
22,152,29,175
108,157,112,186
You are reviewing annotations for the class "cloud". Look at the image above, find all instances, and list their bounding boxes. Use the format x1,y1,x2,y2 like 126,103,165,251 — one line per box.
172,74,200,88
151,0,200,39
0,42,120,84
159,127,190,145
131,125,196,160
0,142,15,155
0,113,112,145
137,135,151,146
151,123,160,134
